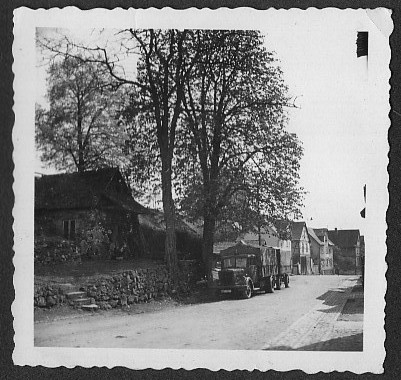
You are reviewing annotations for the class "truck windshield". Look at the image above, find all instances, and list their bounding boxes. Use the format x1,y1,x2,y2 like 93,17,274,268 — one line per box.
223,257,247,268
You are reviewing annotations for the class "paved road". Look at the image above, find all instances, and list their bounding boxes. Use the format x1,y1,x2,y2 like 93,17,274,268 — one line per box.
35,275,362,350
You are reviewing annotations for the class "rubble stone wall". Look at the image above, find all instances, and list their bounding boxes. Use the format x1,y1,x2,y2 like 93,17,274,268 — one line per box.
34,261,199,309
34,236,82,265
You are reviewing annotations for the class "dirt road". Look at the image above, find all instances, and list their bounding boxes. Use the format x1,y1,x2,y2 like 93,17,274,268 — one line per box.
35,275,357,350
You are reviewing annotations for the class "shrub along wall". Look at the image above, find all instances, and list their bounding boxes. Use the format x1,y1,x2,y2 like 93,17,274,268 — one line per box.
34,261,199,309
35,227,202,265
34,236,81,265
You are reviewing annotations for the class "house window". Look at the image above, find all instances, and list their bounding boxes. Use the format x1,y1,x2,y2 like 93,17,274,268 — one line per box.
63,220,76,239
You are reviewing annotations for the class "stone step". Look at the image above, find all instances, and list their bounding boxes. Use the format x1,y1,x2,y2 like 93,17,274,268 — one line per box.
66,291,87,300
58,283,78,294
73,298,92,306
81,304,99,311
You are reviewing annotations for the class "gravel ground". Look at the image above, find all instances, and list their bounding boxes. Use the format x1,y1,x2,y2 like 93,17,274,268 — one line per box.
34,275,358,350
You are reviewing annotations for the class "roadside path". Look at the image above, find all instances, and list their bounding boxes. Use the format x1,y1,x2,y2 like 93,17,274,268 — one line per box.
35,275,360,350
263,277,363,351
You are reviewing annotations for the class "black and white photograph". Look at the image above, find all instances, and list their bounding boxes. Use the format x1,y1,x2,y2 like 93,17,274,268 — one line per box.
12,7,391,373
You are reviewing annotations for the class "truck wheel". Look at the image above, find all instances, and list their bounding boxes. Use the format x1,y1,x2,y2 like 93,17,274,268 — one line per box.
265,276,275,293
243,281,253,299
275,276,282,290
284,274,290,288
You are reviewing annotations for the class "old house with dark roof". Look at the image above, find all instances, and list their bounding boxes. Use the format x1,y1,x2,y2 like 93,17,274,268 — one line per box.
328,228,361,274
35,168,149,260
291,221,312,275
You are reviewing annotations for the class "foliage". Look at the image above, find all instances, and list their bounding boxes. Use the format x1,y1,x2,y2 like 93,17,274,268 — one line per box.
81,223,110,258
36,29,305,280
173,30,304,266
115,29,197,278
35,55,129,173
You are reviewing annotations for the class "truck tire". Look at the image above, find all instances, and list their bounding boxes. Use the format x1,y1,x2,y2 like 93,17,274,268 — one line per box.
265,276,275,293
243,281,253,299
284,274,290,288
275,275,282,290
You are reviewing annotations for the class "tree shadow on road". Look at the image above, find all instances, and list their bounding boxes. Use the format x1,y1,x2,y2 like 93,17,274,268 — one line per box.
264,332,363,351
315,284,364,314
314,288,348,313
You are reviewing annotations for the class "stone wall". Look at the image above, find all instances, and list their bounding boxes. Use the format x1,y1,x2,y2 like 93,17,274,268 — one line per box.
86,267,174,310
34,261,199,309
34,236,81,265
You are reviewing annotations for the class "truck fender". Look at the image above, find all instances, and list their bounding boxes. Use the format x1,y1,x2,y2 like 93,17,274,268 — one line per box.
245,277,253,289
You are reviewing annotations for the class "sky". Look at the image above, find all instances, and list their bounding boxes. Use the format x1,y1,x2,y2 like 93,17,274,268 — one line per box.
262,12,371,231
258,9,391,234
34,9,392,235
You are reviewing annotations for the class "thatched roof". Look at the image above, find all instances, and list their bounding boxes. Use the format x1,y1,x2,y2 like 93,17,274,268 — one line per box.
35,168,148,214
138,209,200,236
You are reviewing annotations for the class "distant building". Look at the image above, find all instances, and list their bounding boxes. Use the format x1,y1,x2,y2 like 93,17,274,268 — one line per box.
308,228,322,274
328,229,361,274
360,235,365,283
291,221,312,275
360,235,365,258
236,224,279,247
308,228,334,275
236,223,292,258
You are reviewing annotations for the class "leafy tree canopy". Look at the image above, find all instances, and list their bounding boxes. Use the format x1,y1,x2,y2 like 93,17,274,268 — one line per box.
173,30,304,250
36,55,129,173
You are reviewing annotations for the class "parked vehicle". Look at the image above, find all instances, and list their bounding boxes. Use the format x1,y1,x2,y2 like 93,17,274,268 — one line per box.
212,240,292,299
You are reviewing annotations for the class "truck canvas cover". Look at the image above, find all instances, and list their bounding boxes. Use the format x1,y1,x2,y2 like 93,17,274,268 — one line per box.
219,240,261,256
220,241,279,276
280,250,292,273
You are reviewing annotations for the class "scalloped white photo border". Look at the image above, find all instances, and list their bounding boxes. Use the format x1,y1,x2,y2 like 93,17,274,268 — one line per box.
12,7,390,373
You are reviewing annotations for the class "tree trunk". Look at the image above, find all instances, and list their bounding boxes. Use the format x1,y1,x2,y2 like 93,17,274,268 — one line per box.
202,178,218,285
77,99,85,172
161,160,178,286
202,211,216,285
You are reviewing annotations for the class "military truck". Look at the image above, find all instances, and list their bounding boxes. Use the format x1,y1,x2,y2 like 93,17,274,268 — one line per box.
213,241,291,299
